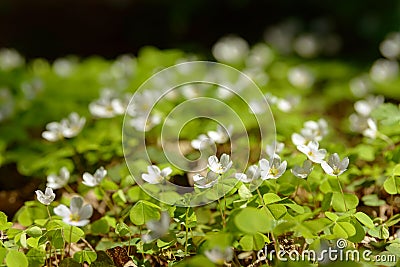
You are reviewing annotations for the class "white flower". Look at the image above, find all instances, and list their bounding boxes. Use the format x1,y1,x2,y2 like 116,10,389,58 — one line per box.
191,134,215,150
129,114,161,132
204,247,233,265
47,167,70,189
302,119,328,141
142,165,172,184
53,58,76,77
370,59,399,83
193,171,219,188
54,196,93,227
288,66,315,89
354,95,384,117
297,141,327,163
127,91,158,117
207,125,233,144
82,167,107,187
212,35,249,65
266,141,285,158
142,211,170,243
379,32,400,60
235,164,261,183
259,156,287,180
363,118,378,139
291,160,313,179
349,74,373,97
321,153,349,176
293,33,320,58
0,48,24,71
276,96,300,112
249,99,267,114
246,43,274,68
349,113,369,133
42,122,65,142
207,154,233,175
35,187,56,205
60,112,86,138
89,89,125,118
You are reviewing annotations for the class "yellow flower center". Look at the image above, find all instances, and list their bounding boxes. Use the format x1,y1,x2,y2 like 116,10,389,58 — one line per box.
70,213,80,222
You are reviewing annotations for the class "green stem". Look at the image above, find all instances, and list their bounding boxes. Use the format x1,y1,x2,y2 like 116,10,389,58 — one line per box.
184,207,190,257
67,226,73,256
99,187,116,216
46,206,52,220
378,132,394,147
64,184,75,194
306,179,317,208
256,188,279,254
336,175,348,212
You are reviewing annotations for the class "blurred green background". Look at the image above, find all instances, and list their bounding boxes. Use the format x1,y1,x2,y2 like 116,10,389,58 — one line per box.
0,0,399,61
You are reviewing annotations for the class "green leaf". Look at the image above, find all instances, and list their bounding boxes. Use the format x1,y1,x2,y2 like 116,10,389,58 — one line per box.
26,248,46,267
0,211,12,231
333,222,356,238
0,247,7,263
368,225,390,239
263,193,281,204
392,164,400,176
6,250,29,267
112,189,127,207
26,237,40,248
354,212,374,229
332,193,359,212
386,214,400,227
347,220,365,243
234,207,273,234
73,250,97,264
115,222,130,236
129,200,160,225
59,258,81,267
91,218,110,235
62,225,84,243
384,175,400,194
361,194,386,206
238,184,252,200
239,233,267,251
372,103,400,125
26,226,42,237
325,211,339,222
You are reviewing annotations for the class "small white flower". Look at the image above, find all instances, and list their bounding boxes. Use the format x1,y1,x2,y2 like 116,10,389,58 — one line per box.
54,196,93,227
142,211,170,243
53,58,76,77
142,165,172,184
204,247,233,265
288,66,315,89
207,154,233,175
235,164,261,183
349,113,369,133
46,167,70,189
0,48,24,71
354,95,384,117
297,141,327,163
42,122,65,142
349,74,373,97
35,187,56,205
291,160,313,179
212,35,249,65
82,166,107,187
276,96,300,112
293,33,320,58
191,134,214,150
259,156,287,180
302,118,328,141
207,125,233,144
61,112,86,138
379,32,400,60
193,171,219,188
363,118,378,139
89,89,125,118
266,141,285,158
245,43,274,68
370,59,399,83
129,114,161,132
321,153,349,176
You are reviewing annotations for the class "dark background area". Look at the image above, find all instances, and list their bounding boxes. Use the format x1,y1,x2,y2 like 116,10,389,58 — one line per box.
0,0,399,60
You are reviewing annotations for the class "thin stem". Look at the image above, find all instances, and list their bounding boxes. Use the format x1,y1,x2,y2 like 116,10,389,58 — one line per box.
336,175,348,212
306,179,317,208
64,184,75,194
184,207,190,257
256,188,279,254
67,226,73,256
218,199,226,227
81,238,95,252
99,187,116,216
46,206,52,220
378,132,394,147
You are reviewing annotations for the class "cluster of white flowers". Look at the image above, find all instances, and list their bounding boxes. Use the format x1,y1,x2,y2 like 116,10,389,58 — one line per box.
291,119,349,178
191,125,233,150
250,93,300,114
89,88,127,118
291,118,328,146
349,95,384,139
42,112,86,142
193,154,233,189
126,91,161,132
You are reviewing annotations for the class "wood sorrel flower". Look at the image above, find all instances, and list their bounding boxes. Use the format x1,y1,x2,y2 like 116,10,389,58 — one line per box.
142,165,172,184
46,167,70,189
291,159,313,179
142,211,170,243
35,187,55,205
321,153,349,176
82,166,107,187
54,196,93,227
208,154,232,175
259,155,287,180
297,140,326,163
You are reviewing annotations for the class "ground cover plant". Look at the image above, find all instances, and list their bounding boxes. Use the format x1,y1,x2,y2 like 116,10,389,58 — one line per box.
0,28,400,267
